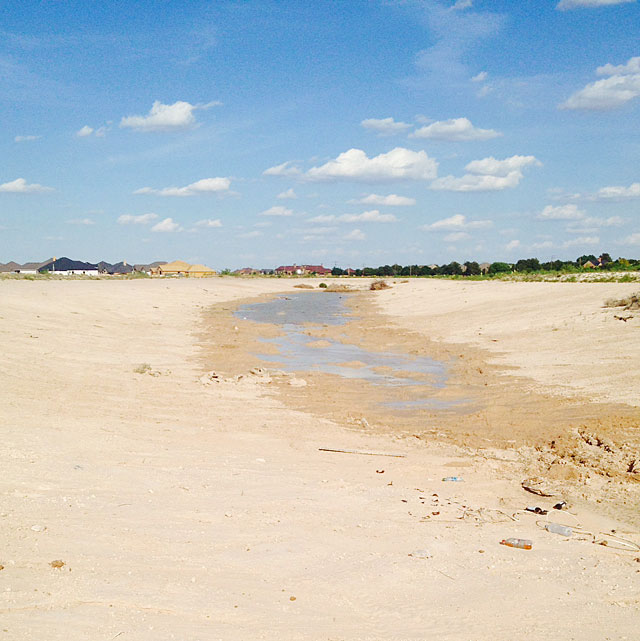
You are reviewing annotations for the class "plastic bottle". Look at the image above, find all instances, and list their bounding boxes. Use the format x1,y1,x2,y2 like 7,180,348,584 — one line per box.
442,476,464,482
500,538,532,550
544,522,573,537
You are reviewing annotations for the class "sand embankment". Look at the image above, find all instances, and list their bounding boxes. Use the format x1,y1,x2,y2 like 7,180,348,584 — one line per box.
375,279,640,407
0,278,638,640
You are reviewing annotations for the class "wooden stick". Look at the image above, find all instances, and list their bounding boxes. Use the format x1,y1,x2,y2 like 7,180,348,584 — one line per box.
318,448,406,458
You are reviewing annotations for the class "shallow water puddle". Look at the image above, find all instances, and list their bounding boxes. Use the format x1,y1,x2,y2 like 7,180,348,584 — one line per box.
235,292,452,394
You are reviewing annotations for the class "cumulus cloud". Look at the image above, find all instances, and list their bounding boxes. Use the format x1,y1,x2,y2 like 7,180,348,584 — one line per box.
76,125,94,137
260,205,293,217
195,218,222,228
120,100,220,132
410,117,501,141
350,193,416,206
134,177,231,197
277,188,297,199
0,177,53,193
117,213,158,225
560,56,640,110
361,117,411,136
338,210,398,223
563,235,599,247
452,0,473,9
431,155,540,192
557,0,635,9
263,161,302,177
151,217,182,232
306,148,438,182
537,204,585,220
620,232,640,245
444,231,471,242
593,181,640,200
566,216,624,232
471,71,488,82
421,213,493,231
506,239,521,250
14,135,40,142
309,214,337,223
344,228,365,241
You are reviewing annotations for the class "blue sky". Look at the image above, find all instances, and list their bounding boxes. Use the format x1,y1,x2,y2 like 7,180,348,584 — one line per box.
1,0,639,269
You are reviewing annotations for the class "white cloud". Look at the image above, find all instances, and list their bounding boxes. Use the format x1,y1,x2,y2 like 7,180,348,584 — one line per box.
350,193,416,206
238,230,262,238
532,240,554,249
361,117,411,136
537,204,585,220
562,236,599,247
421,214,493,231
76,125,94,137
151,217,182,232
338,210,398,223
195,218,222,228
593,181,640,200
620,232,640,245
430,155,540,192
452,0,473,9
120,100,219,132
14,135,40,142
344,228,365,241
260,205,293,217
134,177,231,197
410,117,501,141
560,56,640,110
309,214,336,223
471,71,488,82
557,0,635,9
306,147,438,182
444,231,471,242
597,56,640,76
506,239,521,250
117,213,158,225
277,188,297,199
566,216,624,232
0,177,53,193
263,161,302,177
66,218,95,225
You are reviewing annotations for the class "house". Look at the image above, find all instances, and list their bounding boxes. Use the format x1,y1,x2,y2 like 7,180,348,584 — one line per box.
0,261,25,273
234,267,260,275
302,264,332,275
154,260,192,276
275,264,331,276
479,262,491,274
187,264,216,278
97,260,133,275
133,261,166,275
38,257,99,276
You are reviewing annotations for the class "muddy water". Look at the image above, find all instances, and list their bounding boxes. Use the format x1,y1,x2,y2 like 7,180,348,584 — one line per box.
235,292,452,396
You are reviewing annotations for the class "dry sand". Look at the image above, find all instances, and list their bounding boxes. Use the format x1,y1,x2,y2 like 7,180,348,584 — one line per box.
0,277,638,640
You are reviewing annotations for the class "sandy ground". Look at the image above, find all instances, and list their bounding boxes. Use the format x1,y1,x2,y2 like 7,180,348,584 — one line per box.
0,277,639,640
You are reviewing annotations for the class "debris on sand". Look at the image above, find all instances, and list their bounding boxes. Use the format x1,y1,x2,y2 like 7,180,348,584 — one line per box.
370,280,390,291
50,559,65,568
521,477,556,497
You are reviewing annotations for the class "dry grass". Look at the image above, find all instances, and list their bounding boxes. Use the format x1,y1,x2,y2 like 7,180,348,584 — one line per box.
604,292,640,310
293,283,314,289
370,280,390,291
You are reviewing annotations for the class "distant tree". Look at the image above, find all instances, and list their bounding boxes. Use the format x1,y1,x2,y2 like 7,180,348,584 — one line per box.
379,264,394,277
599,253,612,265
464,261,481,276
576,254,597,266
488,262,512,274
331,267,345,276
515,258,541,272
417,265,434,276
363,267,377,277
355,269,363,277
391,263,403,276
